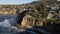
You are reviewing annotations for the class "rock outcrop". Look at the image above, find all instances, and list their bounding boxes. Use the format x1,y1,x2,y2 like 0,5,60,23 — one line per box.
21,15,35,28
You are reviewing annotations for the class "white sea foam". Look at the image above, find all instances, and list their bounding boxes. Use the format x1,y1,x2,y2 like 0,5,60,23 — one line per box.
0,19,26,34
0,19,11,27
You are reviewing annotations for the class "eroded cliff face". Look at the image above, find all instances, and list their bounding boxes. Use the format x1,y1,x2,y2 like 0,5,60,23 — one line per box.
21,15,35,28
20,15,44,28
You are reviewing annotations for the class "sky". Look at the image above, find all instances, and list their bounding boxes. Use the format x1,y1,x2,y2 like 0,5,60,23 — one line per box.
0,0,36,5
0,0,60,5
58,0,60,1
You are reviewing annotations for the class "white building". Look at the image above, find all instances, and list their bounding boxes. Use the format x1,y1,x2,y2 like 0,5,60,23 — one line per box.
47,13,54,19
50,5,59,11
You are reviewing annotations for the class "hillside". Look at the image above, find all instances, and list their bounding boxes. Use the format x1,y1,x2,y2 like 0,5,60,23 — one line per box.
0,0,59,15
0,0,60,34
0,0,60,26
14,0,60,34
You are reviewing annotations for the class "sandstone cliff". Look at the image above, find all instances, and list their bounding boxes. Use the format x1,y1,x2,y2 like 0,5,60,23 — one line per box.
21,15,35,28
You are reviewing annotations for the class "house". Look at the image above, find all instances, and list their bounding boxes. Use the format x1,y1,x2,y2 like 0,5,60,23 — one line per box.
47,13,54,19
58,10,60,17
49,3,59,11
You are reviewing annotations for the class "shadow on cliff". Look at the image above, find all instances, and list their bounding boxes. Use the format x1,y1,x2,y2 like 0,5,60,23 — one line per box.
16,9,29,24
17,24,60,34
16,26,50,34
39,23,60,34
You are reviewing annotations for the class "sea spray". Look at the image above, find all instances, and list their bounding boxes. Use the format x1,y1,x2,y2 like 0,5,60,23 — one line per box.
0,19,26,34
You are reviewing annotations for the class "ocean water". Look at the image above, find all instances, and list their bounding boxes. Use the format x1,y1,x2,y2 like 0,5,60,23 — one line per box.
0,19,37,34
0,15,49,34
0,15,37,34
0,15,26,34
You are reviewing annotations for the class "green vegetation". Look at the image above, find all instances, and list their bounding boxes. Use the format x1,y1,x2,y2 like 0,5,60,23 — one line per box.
0,0,60,27
23,0,60,26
